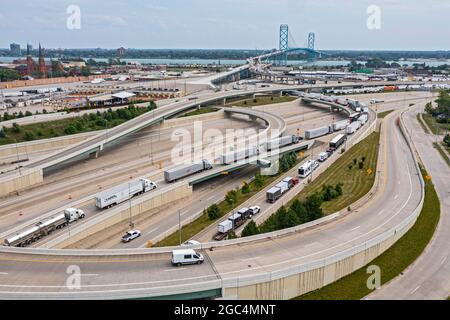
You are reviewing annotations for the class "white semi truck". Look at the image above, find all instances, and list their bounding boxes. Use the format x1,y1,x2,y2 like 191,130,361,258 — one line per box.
95,178,157,209
3,208,85,247
164,159,212,182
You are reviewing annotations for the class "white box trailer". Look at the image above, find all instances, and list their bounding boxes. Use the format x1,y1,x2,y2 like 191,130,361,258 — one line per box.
346,121,360,134
218,219,233,234
95,178,157,209
275,181,289,194
264,135,298,151
332,120,348,131
359,113,368,125
305,126,331,139
164,159,212,182
219,146,259,165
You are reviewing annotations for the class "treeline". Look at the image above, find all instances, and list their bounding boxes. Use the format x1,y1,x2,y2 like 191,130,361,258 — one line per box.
0,102,156,143
242,182,343,237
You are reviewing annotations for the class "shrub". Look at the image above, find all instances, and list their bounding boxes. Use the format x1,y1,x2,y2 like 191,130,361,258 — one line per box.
24,131,35,141
64,125,77,135
358,161,364,170
206,204,221,220
12,123,21,133
242,220,259,237
242,182,250,194
25,111,33,117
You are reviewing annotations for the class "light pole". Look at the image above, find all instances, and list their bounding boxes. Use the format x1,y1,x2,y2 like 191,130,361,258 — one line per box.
128,183,134,229
178,210,182,245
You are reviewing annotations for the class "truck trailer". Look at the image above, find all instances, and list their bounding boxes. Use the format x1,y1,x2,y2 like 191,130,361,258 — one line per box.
3,208,85,247
95,178,157,209
214,210,251,240
219,146,259,165
164,159,212,182
305,126,332,139
346,121,361,134
332,120,348,131
264,135,299,151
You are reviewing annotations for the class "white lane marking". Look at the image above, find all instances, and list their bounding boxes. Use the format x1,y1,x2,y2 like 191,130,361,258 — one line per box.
349,226,360,232
410,285,421,294
164,268,187,272
146,227,159,235
241,256,260,261
441,257,447,265
206,196,215,202
394,194,399,199
0,272,8,275
79,274,99,277
377,209,385,216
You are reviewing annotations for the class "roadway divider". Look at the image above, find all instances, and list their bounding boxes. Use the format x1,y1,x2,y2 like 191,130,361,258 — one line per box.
0,167,43,198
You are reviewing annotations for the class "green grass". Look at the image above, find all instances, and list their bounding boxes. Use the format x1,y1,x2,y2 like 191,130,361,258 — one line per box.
377,110,394,118
294,167,440,300
0,108,149,146
288,132,380,214
433,142,450,167
416,114,431,134
180,107,219,118
155,155,306,247
226,96,297,108
422,113,450,135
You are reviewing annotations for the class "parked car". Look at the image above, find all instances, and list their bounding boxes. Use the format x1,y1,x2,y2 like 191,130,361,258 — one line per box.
121,230,141,243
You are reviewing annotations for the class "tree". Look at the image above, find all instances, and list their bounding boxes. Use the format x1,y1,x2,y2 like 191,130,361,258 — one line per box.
241,182,250,194
291,199,308,224
242,220,259,237
225,189,238,207
444,134,450,148
358,161,364,170
24,131,35,141
64,125,77,135
11,123,21,133
25,111,33,117
335,182,343,197
254,172,265,188
0,69,20,81
304,193,323,221
425,102,434,115
207,204,221,220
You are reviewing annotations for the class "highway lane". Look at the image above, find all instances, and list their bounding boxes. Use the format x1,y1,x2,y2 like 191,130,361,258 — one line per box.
0,102,424,299
367,102,450,300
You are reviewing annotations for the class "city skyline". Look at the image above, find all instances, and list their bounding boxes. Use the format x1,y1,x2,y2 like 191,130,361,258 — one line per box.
1,0,449,50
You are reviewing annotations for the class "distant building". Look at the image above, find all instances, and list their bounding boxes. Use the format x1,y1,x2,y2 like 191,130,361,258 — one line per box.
10,43,21,56
38,43,47,77
117,47,126,56
27,43,33,53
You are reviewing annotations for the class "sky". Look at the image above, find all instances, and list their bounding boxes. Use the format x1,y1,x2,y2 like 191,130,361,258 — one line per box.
0,0,449,50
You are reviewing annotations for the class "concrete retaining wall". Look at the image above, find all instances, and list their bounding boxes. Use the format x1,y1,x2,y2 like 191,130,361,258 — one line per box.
160,109,224,129
0,131,99,159
0,168,43,197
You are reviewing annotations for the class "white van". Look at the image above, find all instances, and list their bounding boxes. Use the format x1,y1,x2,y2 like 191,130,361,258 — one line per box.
171,249,204,266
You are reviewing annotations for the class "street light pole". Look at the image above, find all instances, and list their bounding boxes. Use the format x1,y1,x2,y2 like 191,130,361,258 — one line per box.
178,210,182,245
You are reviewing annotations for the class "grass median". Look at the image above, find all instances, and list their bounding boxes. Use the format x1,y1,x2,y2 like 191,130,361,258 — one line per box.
377,110,394,118
288,131,380,215
180,107,220,118
294,166,440,300
433,142,450,167
422,113,450,135
416,113,431,134
225,96,297,108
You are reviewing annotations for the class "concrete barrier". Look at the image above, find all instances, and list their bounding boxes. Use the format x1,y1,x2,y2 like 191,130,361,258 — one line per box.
0,168,43,198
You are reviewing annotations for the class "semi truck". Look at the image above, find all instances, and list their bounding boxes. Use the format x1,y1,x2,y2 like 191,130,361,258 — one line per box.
266,180,289,203
3,208,85,247
214,208,252,240
305,126,332,139
346,121,361,134
219,146,259,165
332,120,348,131
95,178,157,209
329,134,347,150
264,135,299,151
164,159,212,182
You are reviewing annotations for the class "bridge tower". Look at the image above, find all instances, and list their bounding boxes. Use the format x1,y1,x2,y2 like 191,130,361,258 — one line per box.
278,24,289,66
307,32,315,50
